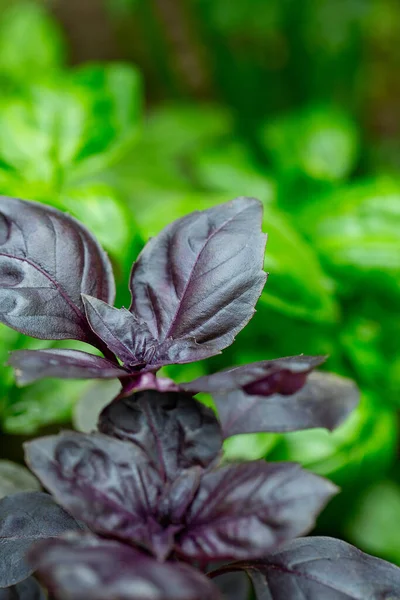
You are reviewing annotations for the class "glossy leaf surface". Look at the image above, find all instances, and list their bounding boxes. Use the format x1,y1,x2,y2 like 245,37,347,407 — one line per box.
0,198,115,342
24,432,163,555
177,461,337,561
182,355,326,395
214,371,359,438
82,295,155,367
29,533,221,600
8,349,128,385
230,536,400,599
98,390,222,480
129,197,267,364
0,491,82,587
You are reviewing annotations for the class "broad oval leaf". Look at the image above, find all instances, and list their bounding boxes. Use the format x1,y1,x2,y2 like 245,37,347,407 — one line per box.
98,390,223,480
214,371,360,439
129,197,267,365
177,461,337,561
0,460,40,499
227,536,400,599
8,349,129,385
24,432,166,556
0,577,45,600
0,197,115,342
29,533,221,600
0,491,82,587
182,355,326,395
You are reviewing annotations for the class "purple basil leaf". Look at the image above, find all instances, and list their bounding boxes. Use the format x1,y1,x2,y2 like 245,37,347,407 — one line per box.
8,349,129,385
0,491,83,588
129,197,267,365
223,536,400,599
0,197,115,342
24,431,169,557
98,390,223,480
82,295,156,367
29,532,221,600
0,577,45,600
177,461,337,562
214,371,360,438
182,355,326,395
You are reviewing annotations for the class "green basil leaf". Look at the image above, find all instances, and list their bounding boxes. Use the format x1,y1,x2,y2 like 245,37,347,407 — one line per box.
346,481,400,565
0,2,65,82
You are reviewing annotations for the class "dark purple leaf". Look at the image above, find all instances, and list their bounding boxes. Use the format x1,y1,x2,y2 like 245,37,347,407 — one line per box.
0,578,45,600
0,491,83,587
8,349,129,385
29,532,221,600
177,461,337,562
182,355,326,395
214,371,360,438
82,295,156,367
0,197,115,342
129,197,267,365
98,390,223,480
219,536,400,599
24,432,173,559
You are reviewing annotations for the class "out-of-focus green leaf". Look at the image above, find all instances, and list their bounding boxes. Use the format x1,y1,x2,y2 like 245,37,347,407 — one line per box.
0,2,65,82
143,104,232,158
346,480,400,565
223,433,280,463
67,63,142,179
0,81,90,188
0,63,141,190
388,355,400,406
162,361,208,384
262,105,359,182
340,315,386,390
2,377,93,435
0,460,41,499
75,63,142,136
261,206,338,323
60,182,136,264
114,104,233,201
267,393,397,487
297,177,400,296
193,141,276,203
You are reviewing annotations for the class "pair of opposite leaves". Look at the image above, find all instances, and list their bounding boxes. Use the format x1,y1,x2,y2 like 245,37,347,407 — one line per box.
0,196,399,600
2,391,400,600
0,195,357,438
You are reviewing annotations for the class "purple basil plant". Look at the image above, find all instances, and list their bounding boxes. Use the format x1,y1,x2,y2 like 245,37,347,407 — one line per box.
0,195,399,600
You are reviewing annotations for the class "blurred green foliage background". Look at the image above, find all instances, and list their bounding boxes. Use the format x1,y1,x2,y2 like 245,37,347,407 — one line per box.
0,0,399,567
